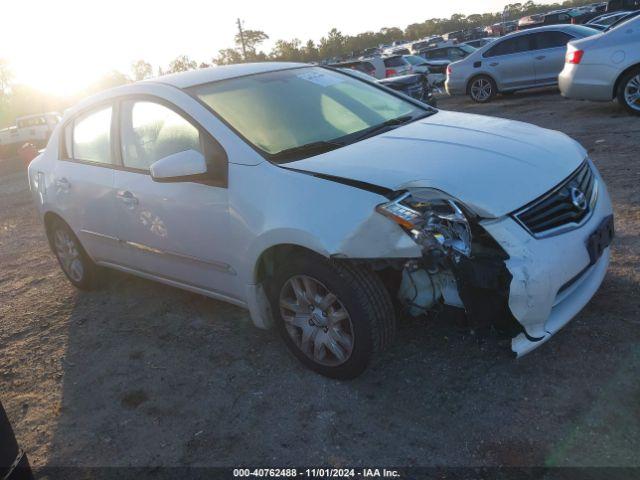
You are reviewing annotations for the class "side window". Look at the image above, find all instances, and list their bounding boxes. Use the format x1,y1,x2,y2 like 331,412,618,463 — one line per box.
533,31,573,50
72,106,113,164
120,101,201,171
449,48,466,60
484,35,532,57
484,39,514,57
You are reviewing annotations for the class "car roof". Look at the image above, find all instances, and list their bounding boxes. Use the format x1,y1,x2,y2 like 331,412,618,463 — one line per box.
510,24,594,36
149,62,309,89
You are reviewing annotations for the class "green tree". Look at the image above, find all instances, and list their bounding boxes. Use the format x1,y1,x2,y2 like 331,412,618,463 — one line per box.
131,60,153,81
271,39,303,61
167,55,197,73
235,29,269,60
213,48,244,66
302,39,319,62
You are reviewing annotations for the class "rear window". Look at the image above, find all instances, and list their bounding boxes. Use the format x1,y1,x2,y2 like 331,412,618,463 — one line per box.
383,56,406,67
484,35,533,57
423,49,447,59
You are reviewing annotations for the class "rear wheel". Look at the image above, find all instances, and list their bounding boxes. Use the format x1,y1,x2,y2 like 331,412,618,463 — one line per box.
269,253,396,379
468,75,496,103
617,68,640,116
48,218,103,290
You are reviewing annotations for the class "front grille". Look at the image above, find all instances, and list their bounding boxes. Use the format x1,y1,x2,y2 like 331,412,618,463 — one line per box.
513,161,596,237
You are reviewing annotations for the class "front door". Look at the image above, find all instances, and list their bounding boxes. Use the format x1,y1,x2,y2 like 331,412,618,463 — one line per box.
112,99,235,297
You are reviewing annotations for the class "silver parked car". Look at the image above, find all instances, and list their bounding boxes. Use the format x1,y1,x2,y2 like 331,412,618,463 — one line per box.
446,25,599,102
559,14,640,114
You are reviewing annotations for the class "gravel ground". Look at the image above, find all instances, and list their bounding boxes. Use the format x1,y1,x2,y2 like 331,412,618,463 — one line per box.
1,88,639,469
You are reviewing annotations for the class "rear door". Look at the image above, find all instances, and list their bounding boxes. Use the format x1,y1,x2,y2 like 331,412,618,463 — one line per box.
530,30,576,84
482,35,536,89
51,104,121,262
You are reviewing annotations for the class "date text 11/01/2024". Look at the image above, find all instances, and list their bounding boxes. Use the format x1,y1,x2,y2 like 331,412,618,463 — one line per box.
233,468,401,477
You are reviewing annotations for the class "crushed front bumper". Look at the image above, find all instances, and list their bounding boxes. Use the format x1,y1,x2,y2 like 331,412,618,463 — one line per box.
480,163,614,357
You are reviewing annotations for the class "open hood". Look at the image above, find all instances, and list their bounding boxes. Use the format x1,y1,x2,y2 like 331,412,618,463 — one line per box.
286,110,586,218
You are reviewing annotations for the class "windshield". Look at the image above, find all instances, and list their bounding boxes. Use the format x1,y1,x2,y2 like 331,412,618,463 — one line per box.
606,11,640,31
458,44,477,54
190,66,430,163
404,55,427,65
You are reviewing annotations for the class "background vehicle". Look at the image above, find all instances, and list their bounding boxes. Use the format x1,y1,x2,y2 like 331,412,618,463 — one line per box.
485,21,518,36
337,66,437,105
360,47,382,57
559,15,640,114
378,73,437,106
463,38,495,48
586,10,633,29
382,55,413,77
518,10,575,30
0,112,60,157
419,44,476,63
606,0,640,12
446,25,598,102
403,55,431,73
329,59,385,79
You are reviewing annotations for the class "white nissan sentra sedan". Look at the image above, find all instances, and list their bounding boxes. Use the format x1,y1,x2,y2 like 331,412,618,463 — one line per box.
28,63,614,379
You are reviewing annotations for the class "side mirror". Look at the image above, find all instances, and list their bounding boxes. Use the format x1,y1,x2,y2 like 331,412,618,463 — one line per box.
150,149,208,182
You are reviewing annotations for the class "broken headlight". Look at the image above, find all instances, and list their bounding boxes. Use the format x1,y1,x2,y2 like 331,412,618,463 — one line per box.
376,189,472,257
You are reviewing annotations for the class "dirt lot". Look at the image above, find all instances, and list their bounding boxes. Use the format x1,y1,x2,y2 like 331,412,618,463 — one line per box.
1,88,639,469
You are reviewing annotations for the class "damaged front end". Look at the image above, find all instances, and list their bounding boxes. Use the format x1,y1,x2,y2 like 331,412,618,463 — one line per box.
376,189,522,340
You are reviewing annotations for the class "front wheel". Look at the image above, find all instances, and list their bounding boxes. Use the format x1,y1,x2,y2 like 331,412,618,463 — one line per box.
269,253,396,379
468,75,496,103
617,68,640,116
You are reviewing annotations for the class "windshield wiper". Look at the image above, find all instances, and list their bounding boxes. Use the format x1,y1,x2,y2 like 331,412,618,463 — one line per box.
351,114,421,142
271,140,346,162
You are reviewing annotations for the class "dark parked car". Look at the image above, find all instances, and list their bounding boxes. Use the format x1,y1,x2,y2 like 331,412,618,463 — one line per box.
607,0,640,11
518,10,577,29
1,402,33,480
378,73,437,106
419,44,476,62
586,10,633,28
330,60,378,77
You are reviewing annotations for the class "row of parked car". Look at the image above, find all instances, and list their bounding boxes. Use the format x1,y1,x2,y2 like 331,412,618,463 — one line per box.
445,11,640,114
328,0,639,82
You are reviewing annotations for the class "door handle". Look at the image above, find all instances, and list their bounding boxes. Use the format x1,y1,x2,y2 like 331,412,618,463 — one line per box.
116,190,139,207
535,55,546,60
489,62,499,67
55,177,70,192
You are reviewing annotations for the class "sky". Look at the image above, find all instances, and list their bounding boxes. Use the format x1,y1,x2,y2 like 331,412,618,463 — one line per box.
2,0,538,96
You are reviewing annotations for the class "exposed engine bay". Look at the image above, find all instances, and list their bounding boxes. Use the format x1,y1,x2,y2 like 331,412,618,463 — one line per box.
376,190,521,338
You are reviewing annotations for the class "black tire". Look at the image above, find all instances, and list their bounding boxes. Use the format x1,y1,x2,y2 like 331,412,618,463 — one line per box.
47,217,103,290
468,75,497,103
617,67,640,116
269,252,396,379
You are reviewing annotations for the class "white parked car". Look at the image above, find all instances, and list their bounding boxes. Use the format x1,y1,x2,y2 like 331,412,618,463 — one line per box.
0,112,61,156
446,25,599,102
559,14,640,114
29,63,614,379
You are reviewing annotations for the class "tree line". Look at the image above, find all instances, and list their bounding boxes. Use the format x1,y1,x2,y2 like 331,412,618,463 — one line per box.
1,0,595,127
